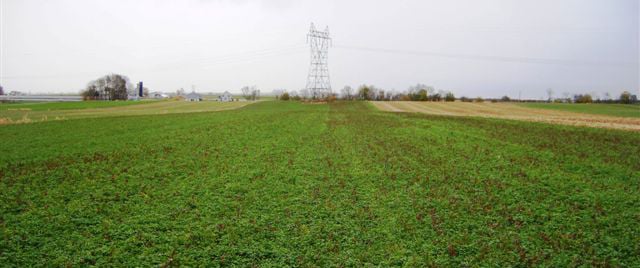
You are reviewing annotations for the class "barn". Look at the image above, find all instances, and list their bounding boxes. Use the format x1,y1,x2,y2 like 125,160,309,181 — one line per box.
185,92,202,102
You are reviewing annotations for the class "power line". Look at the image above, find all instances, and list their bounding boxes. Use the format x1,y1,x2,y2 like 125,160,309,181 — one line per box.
333,44,636,67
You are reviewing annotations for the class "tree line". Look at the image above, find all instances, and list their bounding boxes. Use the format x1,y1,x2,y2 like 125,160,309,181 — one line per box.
277,83,638,104
556,91,637,104
278,84,485,102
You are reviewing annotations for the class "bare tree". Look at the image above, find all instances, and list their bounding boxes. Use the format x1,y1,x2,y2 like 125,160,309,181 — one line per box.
299,88,310,99
386,90,393,100
375,89,385,101
0,85,4,95
546,88,554,102
271,89,284,97
241,86,260,101
340,85,354,100
241,86,250,100
368,86,379,100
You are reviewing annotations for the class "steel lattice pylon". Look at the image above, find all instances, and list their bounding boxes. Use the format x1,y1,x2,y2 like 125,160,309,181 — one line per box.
305,23,332,99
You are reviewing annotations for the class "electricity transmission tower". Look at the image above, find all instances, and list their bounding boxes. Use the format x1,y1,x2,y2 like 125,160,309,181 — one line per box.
305,23,332,99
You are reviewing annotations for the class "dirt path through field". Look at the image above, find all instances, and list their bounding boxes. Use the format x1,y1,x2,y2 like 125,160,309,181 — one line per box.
372,101,640,131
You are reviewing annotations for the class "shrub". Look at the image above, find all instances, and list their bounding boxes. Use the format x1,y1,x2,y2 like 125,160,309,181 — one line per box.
620,91,632,104
357,85,380,101
474,97,484,103
574,94,593,103
460,96,472,102
445,92,455,102
280,93,290,101
500,96,511,102
408,90,428,101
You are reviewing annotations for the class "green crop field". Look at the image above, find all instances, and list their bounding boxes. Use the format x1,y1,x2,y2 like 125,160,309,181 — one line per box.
519,103,640,118
1,101,638,266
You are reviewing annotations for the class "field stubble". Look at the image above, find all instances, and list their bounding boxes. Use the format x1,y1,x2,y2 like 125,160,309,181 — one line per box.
372,101,640,131
0,100,249,124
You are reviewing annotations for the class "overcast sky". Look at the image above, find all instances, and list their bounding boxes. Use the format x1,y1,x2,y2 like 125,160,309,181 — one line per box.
1,0,638,99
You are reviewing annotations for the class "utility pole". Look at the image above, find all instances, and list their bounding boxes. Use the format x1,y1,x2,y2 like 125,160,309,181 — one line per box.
305,23,332,99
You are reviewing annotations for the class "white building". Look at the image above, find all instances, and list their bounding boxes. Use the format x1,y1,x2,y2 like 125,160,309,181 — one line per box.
8,91,24,96
152,92,170,99
218,91,233,102
185,92,202,102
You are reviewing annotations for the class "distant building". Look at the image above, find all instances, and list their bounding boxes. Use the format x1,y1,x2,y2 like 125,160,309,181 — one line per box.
218,91,233,102
8,91,24,96
185,92,202,102
151,92,170,99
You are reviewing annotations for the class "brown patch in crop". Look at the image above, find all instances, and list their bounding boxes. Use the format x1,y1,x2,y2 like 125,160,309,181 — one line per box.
447,244,457,257
372,101,640,131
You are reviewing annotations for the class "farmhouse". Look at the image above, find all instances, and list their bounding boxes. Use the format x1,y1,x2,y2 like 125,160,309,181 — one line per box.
185,92,202,102
218,91,233,102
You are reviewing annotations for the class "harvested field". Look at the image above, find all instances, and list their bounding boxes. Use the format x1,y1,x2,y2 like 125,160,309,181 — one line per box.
520,103,640,118
372,101,640,131
0,100,250,124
